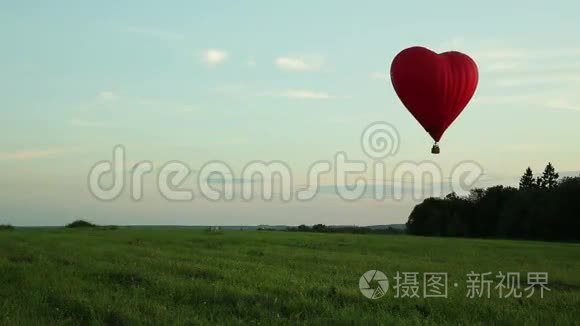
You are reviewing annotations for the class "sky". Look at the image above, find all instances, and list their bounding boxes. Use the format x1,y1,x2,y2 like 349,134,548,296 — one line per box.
1,0,579,226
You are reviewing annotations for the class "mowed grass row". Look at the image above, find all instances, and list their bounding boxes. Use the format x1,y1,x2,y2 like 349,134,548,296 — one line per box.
0,228,579,325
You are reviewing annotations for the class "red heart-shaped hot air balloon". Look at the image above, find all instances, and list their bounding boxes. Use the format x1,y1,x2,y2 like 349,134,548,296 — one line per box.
390,46,478,153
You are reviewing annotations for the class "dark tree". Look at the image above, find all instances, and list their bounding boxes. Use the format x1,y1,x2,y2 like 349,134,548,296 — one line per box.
65,220,96,228
519,167,536,189
312,224,328,232
537,162,559,189
0,224,15,231
297,224,310,232
476,186,518,237
406,164,579,241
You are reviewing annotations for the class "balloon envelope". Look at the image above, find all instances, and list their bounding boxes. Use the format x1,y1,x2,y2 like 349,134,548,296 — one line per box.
390,46,479,142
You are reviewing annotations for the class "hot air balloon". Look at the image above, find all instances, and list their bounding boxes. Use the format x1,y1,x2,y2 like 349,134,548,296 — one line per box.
390,46,479,154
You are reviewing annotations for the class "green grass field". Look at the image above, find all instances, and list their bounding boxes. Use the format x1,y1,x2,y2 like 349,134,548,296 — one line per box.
1,228,579,325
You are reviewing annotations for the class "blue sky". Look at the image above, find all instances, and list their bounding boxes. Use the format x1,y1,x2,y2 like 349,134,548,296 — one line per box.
1,1,579,226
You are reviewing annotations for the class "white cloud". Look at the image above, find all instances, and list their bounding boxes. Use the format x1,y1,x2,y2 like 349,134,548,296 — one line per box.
495,73,580,87
485,62,520,72
450,43,580,115
202,49,228,65
275,55,324,72
272,90,334,99
276,57,309,71
0,149,64,161
211,84,250,98
98,91,119,101
437,39,580,72
475,93,580,113
127,26,183,41
473,48,528,60
211,138,248,145
437,37,466,52
547,99,580,112
174,105,197,113
475,47,580,73
130,98,198,113
370,71,387,80
476,94,539,105
69,119,112,127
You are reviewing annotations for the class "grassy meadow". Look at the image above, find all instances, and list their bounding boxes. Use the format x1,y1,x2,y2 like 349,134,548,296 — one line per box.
0,228,579,325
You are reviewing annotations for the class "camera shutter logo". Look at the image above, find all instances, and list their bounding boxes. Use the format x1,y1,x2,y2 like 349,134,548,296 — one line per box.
359,270,389,299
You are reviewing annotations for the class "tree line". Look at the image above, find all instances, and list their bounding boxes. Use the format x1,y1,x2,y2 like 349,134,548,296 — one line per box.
259,224,405,234
406,163,580,241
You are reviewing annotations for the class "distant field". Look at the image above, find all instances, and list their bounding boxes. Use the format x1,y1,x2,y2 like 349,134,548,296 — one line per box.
0,228,579,325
